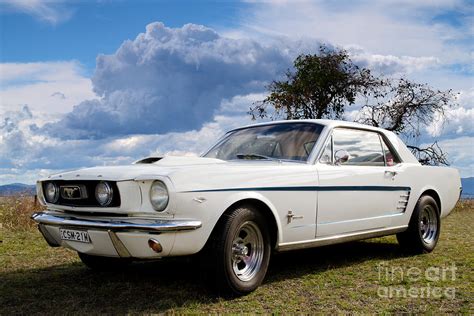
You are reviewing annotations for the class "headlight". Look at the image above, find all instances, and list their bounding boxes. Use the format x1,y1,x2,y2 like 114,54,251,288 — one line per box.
150,181,169,211
44,182,59,203
95,181,113,206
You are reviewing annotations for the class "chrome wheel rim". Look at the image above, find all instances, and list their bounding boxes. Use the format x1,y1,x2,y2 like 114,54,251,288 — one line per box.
419,205,438,244
231,221,264,282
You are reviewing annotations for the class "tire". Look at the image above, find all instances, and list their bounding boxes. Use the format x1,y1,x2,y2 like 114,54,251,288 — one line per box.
396,195,440,253
78,252,131,271
201,205,271,296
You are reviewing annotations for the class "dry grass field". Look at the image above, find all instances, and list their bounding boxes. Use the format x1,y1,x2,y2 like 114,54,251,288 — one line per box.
0,197,473,314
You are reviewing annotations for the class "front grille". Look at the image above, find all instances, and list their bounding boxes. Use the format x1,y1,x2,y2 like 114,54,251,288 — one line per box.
42,180,121,207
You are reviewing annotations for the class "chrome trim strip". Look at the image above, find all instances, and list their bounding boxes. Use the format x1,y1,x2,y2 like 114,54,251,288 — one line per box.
185,185,411,193
31,211,202,233
277,225,408,252
108,230,132,258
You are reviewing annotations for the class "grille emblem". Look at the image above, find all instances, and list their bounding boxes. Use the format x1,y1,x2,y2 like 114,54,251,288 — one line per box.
60,185,87,200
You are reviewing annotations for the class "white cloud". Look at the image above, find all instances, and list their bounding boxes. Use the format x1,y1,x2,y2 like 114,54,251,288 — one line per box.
0,93,261,184
0,0,73,24
426,103,474,137
0,61,96,123
1,61,85,83
423,87,474,139
349,47,440,76
458,88,474,109
42,22,318,139
436,136,474,177
234,0,472,65
40,22,450,140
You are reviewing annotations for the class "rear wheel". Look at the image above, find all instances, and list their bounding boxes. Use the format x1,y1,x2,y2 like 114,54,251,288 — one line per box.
78,252,131,271
201,205,271,296
397,195,440,253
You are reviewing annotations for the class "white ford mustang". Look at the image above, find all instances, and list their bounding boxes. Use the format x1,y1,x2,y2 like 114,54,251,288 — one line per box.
32,119,461,295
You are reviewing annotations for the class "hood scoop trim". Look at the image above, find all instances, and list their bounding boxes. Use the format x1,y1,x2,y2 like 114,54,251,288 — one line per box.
134,157,163,164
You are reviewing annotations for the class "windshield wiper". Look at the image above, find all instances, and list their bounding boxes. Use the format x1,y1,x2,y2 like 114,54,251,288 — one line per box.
235,153,275,160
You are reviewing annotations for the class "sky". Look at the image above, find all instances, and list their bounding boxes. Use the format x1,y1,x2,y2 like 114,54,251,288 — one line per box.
0,0,473,185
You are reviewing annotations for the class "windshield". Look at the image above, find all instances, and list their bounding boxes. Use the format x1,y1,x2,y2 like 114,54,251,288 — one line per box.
203,123,324,162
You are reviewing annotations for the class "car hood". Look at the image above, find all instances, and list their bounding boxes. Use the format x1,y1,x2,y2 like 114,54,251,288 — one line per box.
43,156,227,181
42,155,316,193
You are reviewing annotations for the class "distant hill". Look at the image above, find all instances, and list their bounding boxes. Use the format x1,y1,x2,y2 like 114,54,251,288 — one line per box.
0,183,36,196
461,177,474,198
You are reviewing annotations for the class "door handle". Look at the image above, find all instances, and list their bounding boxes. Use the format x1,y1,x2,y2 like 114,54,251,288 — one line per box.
287,211,304,224
385,170,398,178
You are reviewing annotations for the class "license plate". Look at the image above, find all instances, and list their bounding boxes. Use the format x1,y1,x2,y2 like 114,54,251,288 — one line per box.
60,228,91,243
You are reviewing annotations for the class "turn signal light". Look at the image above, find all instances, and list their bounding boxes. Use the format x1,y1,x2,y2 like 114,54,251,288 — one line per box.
148,238,163,253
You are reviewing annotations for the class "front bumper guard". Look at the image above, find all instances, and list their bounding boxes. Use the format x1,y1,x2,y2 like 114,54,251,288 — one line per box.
31,211,202,233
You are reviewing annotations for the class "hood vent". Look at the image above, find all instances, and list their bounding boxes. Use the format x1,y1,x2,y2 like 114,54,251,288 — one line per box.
134,157,163,164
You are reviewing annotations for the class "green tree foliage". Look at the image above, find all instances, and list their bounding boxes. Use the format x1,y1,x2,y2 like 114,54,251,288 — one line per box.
250,45,385,120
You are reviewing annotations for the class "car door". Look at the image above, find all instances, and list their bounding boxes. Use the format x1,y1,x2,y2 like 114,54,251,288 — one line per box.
316,128,411,237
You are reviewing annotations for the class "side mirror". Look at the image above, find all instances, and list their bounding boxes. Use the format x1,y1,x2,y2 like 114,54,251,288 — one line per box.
335,149,350,165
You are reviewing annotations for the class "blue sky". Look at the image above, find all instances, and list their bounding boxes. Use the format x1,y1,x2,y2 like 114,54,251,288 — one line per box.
0,0,473,184
1,1,248,68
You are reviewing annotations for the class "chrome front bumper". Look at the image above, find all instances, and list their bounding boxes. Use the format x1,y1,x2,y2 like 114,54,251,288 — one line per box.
31,211,202,233
32,211,203,258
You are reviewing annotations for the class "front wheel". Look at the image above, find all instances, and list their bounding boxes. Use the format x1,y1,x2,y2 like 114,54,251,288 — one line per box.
202,205,271,296
396,195,440,253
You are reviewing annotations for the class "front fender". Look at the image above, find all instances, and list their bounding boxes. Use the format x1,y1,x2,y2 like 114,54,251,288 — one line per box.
169,190,282,256
219,191,283,245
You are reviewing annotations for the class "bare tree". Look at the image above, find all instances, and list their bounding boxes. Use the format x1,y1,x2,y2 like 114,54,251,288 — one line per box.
357,79,457,165
406,142,449,166
253,47,458,165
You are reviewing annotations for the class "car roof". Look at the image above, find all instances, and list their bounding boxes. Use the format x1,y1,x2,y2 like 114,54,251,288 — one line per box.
230,119,386,134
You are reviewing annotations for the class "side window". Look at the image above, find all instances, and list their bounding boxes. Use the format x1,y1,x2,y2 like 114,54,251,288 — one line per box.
380,137,400,166
319,136,333,164
333,129,385,166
